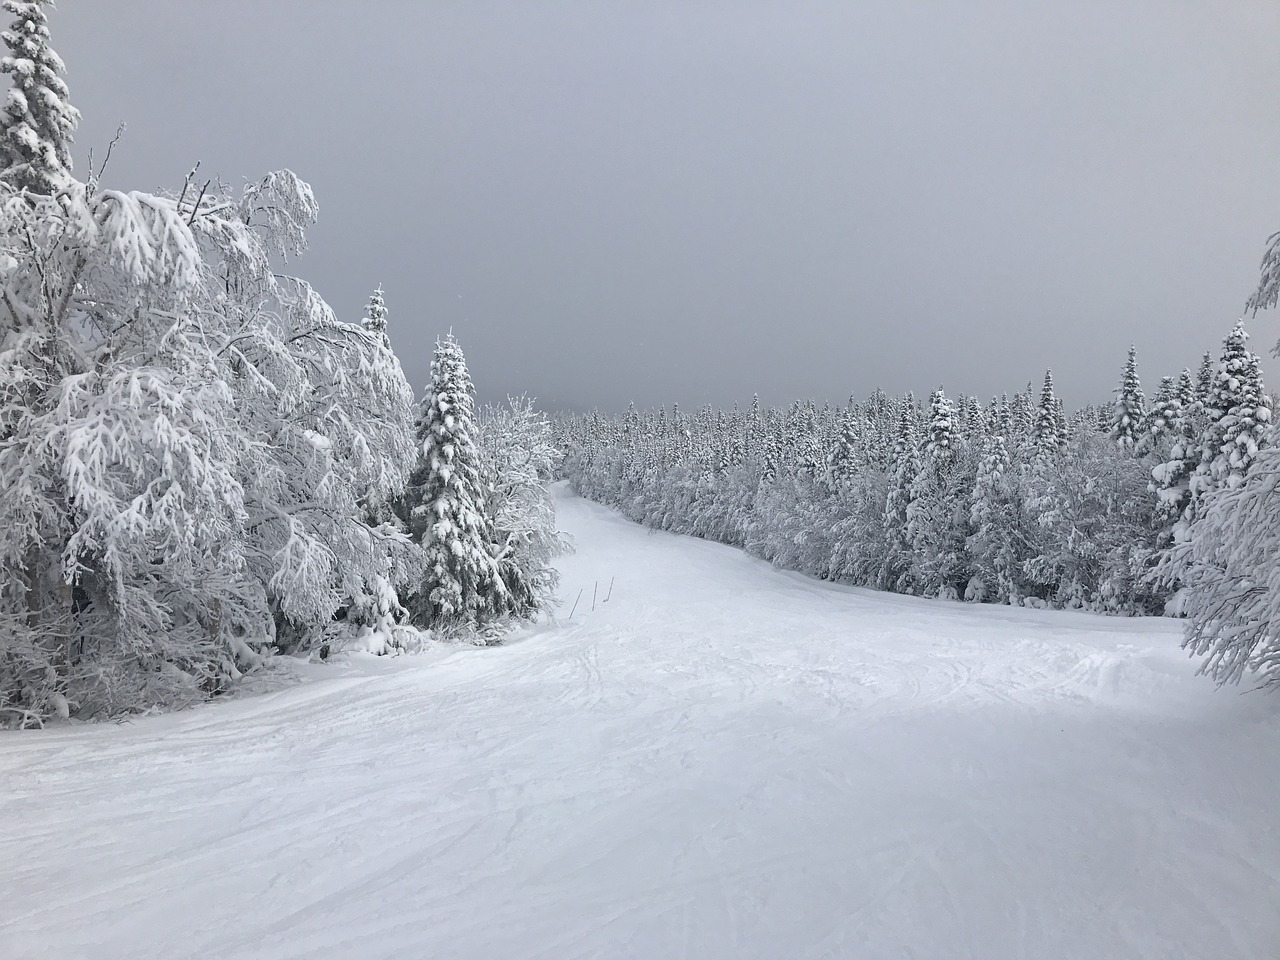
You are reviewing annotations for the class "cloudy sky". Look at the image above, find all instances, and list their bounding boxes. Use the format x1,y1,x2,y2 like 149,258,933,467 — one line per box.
53,0,1280,410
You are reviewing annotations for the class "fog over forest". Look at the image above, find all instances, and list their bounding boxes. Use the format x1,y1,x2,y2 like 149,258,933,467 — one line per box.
54,0,1280,411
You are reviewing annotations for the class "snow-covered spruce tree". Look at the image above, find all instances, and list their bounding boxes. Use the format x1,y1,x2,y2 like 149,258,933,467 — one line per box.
407,334,510,634
1009,389,1035,452
1190,321,1271,498
1110,345,1145,451
1151,325,1272,604
1195,352,1215,405
966,435,1022,603
908,388,972,598
363,284,388,343
826,407,862,495
0,0,77,195
1139,376,1177,459
476,395,570,619
881,401,921,592
827,430,890,587
1034,369,1062,459
1179,246,1280,684
1149,372,1200,547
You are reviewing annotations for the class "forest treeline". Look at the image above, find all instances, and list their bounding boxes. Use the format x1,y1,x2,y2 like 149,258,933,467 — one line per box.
557,306,1280,686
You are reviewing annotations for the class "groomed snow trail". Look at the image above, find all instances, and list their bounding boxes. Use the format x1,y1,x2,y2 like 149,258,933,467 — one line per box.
3,487,1279,960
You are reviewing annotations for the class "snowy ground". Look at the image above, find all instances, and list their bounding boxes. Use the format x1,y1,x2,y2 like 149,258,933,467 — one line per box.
3,486,1279,960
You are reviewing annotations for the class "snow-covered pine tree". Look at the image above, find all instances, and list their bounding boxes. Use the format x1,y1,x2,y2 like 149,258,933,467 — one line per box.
967,435,1021,603
1179,232,1280,684
363,284,389,343
959,394,984,440
909,388,971,597
1175,367,1197,411
1139,375,1178,458
1010,389,1035,449
1195,352,1215,404
0,0,77,195
826,407,861,495
408,334,509,632
995,393,1012,439
1110,345,1145,451
1191,321,1271,498
882,402,921,592
1149,372,1200,562
1034,369,1061,458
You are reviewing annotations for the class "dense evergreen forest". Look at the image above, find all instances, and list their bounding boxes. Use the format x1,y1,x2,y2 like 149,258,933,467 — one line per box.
557,307,1280,686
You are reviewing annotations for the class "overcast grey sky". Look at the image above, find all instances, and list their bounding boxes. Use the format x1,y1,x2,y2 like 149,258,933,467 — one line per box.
52,0,1280,411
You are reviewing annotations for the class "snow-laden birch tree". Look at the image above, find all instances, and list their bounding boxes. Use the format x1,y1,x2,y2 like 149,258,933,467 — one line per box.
476,395,569,618
1,170,421,722
0,3,420,724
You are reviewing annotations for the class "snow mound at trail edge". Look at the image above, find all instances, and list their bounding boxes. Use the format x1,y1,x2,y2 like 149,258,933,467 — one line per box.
2,484,1278,960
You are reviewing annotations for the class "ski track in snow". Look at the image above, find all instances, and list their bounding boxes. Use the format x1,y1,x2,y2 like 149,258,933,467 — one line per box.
3,484,1279,959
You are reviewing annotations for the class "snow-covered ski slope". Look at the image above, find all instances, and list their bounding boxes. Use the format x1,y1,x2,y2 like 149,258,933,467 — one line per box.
3,486,1279,960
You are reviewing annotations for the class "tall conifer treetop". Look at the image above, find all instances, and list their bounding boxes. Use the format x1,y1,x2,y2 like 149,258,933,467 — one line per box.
925,388,955,460
363,285,388,343
1195,320,1271,494
1035,369,1062,456
0,0,77,194
1110,345,1146,450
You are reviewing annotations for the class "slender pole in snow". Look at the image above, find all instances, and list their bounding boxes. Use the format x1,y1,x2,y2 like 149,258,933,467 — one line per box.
592,581,598,612
604,577,614,603
568,589,583,620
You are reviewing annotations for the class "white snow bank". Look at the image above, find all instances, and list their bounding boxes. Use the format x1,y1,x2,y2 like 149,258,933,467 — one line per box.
1,484,1277,959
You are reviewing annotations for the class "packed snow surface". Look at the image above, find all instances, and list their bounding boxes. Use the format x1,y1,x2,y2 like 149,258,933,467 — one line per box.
3,486,1279,960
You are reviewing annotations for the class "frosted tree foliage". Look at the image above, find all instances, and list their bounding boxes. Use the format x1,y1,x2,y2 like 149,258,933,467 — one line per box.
0,7,429,724
476,396,570,618
0,166,423,722
1181,451,1280,684
1246,229,1280,318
